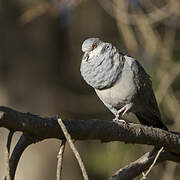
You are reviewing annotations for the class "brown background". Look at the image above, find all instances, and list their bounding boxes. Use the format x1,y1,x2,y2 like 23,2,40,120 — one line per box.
0,0,180,179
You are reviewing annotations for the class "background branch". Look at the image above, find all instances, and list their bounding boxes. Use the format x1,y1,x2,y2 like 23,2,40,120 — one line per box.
109,149,180,180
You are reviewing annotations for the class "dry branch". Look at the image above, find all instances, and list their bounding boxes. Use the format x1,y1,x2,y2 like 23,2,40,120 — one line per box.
58,118,89,180
140,147,164,180
0,106,180,180
56,139,66,180
109,149,180,180
0,106,179,153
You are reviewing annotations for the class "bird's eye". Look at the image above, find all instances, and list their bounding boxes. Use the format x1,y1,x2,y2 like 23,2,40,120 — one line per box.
92,43,97,50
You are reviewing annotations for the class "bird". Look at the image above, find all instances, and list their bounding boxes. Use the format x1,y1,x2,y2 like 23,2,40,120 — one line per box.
80,37,168,131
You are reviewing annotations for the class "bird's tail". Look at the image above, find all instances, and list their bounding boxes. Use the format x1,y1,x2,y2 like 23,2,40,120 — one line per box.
135,113,168,131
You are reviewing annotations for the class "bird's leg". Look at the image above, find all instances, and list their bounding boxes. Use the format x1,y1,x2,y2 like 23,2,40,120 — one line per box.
113,106,126,123
113,104,132,123
122,106,129,116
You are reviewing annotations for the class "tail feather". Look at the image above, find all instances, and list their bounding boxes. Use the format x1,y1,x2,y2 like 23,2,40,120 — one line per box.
135,113,168,131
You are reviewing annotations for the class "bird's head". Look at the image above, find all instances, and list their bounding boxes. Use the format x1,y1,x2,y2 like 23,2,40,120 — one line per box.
81,38,112,62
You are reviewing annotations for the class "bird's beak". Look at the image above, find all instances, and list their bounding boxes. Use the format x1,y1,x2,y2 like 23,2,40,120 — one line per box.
83,52,89,62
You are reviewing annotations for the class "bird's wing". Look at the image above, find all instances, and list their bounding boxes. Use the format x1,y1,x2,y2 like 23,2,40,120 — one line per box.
129,57,167,129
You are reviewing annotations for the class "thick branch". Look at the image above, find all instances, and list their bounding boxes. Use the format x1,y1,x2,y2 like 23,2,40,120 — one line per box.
0,106,180,180
0,106,180,154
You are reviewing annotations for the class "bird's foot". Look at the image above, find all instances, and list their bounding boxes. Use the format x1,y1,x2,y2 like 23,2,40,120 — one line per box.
113,114,126,124
112,106,126,123
113,114,119,122
113,119,126,124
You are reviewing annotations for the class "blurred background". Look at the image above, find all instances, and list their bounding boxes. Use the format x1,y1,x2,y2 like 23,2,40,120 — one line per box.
0,0,180,179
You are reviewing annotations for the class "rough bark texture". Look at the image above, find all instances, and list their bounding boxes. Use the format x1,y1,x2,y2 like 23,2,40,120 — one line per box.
0,106,180,180
0,106,180,153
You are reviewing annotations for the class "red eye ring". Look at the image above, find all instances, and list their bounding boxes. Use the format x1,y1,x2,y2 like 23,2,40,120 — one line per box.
92,43,97,50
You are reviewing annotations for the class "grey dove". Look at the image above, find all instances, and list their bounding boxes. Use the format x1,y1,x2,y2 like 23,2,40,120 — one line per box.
80,38,168,130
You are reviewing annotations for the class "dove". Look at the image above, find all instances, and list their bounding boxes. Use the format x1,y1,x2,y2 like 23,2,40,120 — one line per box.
80,38,168,130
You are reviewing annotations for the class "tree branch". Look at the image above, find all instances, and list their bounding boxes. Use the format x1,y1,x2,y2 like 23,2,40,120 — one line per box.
0,106,180,180
56,139,66,180
109,149,180,180
140,147,164,180
5,130,14,180
0,106,180,154
8,134,42,179
57,117,89,180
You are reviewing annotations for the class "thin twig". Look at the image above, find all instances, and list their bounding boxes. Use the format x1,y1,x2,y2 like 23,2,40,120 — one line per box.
5,148,10,180
57,117,89,180
140,147,164,180
56,139,66,180
5,130,14,180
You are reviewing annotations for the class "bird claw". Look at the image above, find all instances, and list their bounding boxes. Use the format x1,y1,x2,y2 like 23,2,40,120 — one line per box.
113,117,126,124
113,104,132,123
113,109,125,123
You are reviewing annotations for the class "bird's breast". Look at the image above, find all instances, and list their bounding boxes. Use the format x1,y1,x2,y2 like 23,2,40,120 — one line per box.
95,61,136,108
